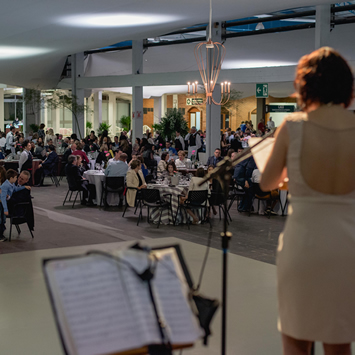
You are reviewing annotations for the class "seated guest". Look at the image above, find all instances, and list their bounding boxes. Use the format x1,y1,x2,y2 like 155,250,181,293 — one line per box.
157,152,169,176
251,168,279,215
72,142,89,166
132,138,140,156
164,161,177,177
175,150,191,168
7,170,34,231
126,160,147,207
61,137,69,150
206,148,223,167
65,155,95,206
34,145,58,186
105,153,128,177
113,135,120,148
137,156,148,178
63,142,76,164
128,154,137,167
164,141,177,156
0,169,31,241
76,155,86,176
18,140,33,178
180,167,209,224
233,155,256,212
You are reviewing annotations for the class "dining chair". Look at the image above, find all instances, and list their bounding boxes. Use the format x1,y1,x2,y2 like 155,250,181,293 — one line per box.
176,190,210,229
6,202,34,242
137,188,172,228
100,176,125,209
209,191,232,223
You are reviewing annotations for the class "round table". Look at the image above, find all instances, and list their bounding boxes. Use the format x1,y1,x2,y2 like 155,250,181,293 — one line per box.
83,170,120,206
147,183,189,225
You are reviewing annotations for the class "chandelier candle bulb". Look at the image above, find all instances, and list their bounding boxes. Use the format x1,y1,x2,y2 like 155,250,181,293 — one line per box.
228,82,230,93
187,82,190,94
221,82,224,94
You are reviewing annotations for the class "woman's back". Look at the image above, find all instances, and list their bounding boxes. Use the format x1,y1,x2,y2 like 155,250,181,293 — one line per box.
287,105,355,197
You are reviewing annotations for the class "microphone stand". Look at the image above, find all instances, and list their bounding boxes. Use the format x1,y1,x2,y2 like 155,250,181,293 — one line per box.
199,130,275,355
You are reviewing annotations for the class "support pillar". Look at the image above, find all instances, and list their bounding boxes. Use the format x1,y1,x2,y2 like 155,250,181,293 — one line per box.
93,91,102,131
22,89,26,136
205,22,222,159
0,89,4,132
54,107,60,136
153,97,162,124
71,52,85,138
108,93,116,136
132,40,144,142
315,5,331,49
256,98,266,125
161,94,167,119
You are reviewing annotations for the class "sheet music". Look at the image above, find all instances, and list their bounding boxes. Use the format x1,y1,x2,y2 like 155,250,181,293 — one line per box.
117,250,162,345
248,137,275,173
152,248,203,344
45,256,143,355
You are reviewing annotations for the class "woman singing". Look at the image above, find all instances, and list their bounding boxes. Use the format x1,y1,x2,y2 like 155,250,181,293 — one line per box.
261,47,355,354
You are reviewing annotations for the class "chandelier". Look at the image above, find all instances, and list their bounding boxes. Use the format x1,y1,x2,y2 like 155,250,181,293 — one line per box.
187,0,230,105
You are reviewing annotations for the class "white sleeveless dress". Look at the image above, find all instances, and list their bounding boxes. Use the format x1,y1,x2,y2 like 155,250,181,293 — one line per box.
277,111,355,343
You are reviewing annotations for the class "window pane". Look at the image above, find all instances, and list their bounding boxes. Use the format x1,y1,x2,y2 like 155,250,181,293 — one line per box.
221,114,224,129
196,112,201,130
225,114,230,129
190,113,196,127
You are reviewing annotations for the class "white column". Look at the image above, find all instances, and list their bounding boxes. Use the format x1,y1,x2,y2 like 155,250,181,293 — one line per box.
161,94,167,120
54,107,60,135
22,89,26,136
205,22,222,158
153,97,161,124
71,52,85,138
173,94,178,109
108,93,116,136
132,40,144,142
43,98,48,127
0,89,4,132
315,5,331,49
93,91,102,130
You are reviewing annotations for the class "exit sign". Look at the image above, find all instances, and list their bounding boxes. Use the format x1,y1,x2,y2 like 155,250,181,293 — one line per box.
256,83,268,98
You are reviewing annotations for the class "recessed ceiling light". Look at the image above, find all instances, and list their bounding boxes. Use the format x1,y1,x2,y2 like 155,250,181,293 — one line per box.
60,13,181,28
0,46,51,59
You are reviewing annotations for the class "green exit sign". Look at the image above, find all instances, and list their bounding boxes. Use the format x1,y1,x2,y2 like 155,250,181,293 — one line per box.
256,83,268,98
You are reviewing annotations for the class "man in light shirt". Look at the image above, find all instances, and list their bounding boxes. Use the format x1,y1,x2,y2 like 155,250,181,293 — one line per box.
0,133,6,149
105,152,128,177
5,127,16,154
267,117,275,129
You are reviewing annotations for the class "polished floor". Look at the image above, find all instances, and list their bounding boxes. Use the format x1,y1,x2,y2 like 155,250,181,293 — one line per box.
0,179,351,354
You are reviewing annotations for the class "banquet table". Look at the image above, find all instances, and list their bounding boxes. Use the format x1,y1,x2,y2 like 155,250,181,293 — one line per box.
83,170,120,206
146,183,189,225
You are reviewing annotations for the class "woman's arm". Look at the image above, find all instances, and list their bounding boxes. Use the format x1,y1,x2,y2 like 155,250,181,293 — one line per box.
260,120,289,191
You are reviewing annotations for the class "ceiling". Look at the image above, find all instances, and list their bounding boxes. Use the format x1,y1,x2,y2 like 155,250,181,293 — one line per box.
0,0,338,90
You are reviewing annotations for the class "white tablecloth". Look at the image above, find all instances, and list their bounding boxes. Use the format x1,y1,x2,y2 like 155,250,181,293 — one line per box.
83,170,120,206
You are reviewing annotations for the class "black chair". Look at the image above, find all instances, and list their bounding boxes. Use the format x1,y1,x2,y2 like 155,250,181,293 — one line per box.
145,174,154,184
100,176,125,209
176,190,210,229
43,156,60,187
63,179,82,208
122,187,142,217
227,182,245,212
136,189,172,228
249,191,280,219
209,191,232,223
7,202,34,242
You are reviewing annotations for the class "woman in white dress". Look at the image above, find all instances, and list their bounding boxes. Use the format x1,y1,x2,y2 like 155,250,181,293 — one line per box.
261,47,355,354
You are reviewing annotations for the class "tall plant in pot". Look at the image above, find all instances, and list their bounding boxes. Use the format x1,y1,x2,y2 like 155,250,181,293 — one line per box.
156,108,188,141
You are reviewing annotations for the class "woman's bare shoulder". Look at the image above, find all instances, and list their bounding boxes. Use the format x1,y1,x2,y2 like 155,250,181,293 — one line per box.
284,111,307,122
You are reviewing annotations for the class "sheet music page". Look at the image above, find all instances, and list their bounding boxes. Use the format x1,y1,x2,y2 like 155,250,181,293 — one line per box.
45,256,144,355
116,250,162,345
249,137,275,173
151,248,203,344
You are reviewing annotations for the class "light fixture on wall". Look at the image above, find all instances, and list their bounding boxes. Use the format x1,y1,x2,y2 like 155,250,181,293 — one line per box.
187,0,230,105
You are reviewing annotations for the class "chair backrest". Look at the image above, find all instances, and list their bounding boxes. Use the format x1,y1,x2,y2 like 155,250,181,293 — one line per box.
209,191,225,206
145,174,154,183
140,188,161,204
10,202,30,219
105,176,125,190
186,190,208,206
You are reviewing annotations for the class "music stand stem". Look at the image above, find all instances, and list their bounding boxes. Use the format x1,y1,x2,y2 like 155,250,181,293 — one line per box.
217,172,232,355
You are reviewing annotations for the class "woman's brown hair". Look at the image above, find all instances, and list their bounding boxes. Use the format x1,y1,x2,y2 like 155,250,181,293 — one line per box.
294,47,354,109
